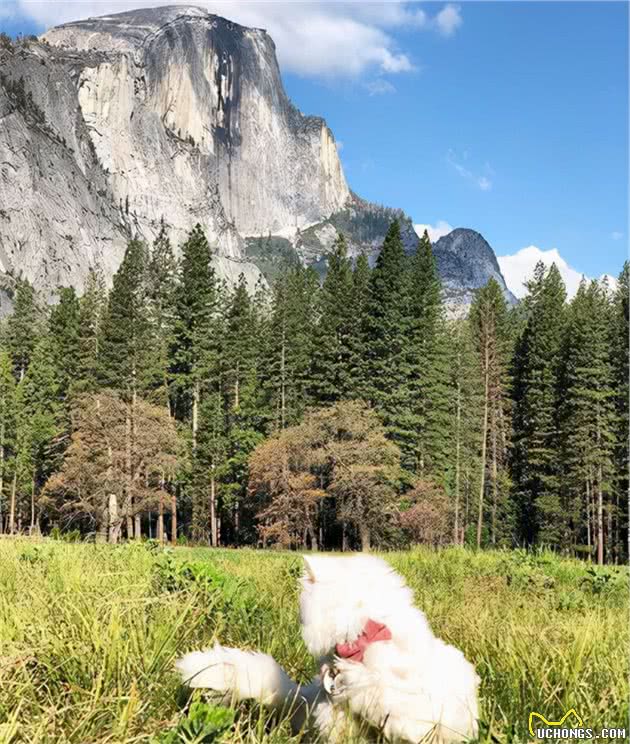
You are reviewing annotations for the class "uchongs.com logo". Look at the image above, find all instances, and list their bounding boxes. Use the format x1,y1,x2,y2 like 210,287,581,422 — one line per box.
529,709,627,740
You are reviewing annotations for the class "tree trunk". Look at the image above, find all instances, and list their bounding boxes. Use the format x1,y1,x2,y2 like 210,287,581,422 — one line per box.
210,468,217,547
171,486,178,545
280,327,287,429
342,521,348,552
308,524,318,551
477,339,490,549
597,464,604,565
586,477,591,554
595,408,604,565
359,521,371,552
157,488,164,543
491,406,498,546
125,411,134,539
192,380,200,450
30,475,36,534
134,513,141,540
454,378,462,544
108,493,121,543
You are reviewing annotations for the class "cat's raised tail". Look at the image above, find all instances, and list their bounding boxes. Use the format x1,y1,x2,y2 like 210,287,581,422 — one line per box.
175,643,300,710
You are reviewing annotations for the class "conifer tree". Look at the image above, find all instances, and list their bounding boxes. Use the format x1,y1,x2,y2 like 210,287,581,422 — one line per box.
561,280,616,561
611,263,629,560
311,235,355,403
405,230,450,477
348,252,371,399
264,265,319,429
49,287,80,403
99,240,152,537
364,220,410,449
14,335,58,532
445,319,483,544
8,278,40,380
0,352,16,532
221,275,265,542
170,224,223,541
171,224,220,429
511,262,566,545
76,268,106,394
146,222,178,410
99,240,151,398
470,278,511,547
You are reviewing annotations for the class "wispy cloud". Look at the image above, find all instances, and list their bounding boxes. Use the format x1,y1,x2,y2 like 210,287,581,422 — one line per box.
447,150,493,191
365,79,397,96
435,4,462,36
611,231,624,240
15,1,463,80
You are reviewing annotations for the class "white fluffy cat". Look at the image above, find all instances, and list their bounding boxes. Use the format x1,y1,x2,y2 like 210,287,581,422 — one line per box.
176,554,480,743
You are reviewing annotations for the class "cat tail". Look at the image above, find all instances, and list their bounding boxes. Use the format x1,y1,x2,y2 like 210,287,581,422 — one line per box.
176,643,300,710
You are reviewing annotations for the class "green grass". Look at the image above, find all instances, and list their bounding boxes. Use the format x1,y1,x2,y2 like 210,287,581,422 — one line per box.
0,539,627,743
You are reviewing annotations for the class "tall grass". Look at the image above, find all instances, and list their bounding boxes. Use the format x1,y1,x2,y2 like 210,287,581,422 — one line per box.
0,539,627,743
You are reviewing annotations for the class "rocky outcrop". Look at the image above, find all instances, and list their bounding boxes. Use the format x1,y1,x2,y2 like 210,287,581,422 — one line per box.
0,6,513,317
432,228,517,315
0,6,349,297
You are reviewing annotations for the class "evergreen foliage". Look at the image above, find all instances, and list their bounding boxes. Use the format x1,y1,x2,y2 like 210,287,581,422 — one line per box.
0,222,624,561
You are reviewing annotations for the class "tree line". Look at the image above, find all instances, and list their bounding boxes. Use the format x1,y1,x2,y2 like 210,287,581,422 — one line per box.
0,221,627,563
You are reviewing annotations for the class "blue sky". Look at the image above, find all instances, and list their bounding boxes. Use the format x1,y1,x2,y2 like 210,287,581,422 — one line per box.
3,1,628,295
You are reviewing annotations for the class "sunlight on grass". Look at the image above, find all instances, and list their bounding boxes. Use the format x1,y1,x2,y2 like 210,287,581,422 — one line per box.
0,539,627,743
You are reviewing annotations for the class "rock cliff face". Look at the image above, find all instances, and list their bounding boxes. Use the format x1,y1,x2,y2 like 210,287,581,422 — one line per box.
432,228,517,314
0,5,513,315
0,6,349,300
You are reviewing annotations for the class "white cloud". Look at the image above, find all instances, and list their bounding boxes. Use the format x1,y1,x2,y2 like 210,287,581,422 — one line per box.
365,79,396,96
435,4,462,36
16,1,463,79
447,150,493,191
497,245,616,300
414,220,453,243
611,231,624,240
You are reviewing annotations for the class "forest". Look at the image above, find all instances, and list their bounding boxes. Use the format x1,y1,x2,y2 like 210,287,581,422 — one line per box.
0,221,627,563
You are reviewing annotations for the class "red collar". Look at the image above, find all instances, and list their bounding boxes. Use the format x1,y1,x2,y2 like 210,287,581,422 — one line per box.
335,619,392,662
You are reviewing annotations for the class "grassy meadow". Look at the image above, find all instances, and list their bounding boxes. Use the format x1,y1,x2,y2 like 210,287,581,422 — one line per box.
0,539,627,744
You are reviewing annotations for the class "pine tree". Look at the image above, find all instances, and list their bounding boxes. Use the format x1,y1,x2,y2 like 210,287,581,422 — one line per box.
405,230,450,477
311,235,355,403
49,287,80,402
511,262,566,545
561,280,616,561
171,224,220,428
0,352,16,532
364,220,410,449
146,222,178,411
611,263,629,560
99,240,152,538
8,278,40,381
14,335,58,532
264,265,319,429
444,319,483,544
170,224,223,541
348,252,371,400
99,240,151,398
76,267,106,394
221,275,265,542
470,278,511,547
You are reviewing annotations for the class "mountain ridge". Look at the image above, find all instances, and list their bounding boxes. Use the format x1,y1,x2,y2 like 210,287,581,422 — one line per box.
0,5,514,314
